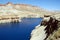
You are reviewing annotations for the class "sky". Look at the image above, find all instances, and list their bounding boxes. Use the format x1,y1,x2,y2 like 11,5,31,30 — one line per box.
0,0,60,11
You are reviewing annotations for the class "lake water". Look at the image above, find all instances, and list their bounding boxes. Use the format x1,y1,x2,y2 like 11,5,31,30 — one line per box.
0,18,42,40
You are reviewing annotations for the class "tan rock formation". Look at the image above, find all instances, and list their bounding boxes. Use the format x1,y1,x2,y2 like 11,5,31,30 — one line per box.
30,14,60,40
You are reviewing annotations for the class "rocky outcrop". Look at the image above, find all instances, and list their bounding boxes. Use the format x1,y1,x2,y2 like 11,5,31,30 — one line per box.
43,17,59,40
30,14,60,40
46,15,60,40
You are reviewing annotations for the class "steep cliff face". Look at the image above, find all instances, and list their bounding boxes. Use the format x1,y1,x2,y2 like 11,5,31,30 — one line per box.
30,14,60,40
43,17,59,40
46,16,60,40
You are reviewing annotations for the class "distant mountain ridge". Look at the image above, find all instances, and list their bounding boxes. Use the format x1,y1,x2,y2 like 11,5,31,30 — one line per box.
0,2,60,18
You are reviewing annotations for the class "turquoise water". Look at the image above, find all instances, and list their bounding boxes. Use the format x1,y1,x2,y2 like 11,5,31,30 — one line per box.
0,18,42,40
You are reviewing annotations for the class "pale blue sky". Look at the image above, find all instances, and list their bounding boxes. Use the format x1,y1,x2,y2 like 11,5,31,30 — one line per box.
0,0,60,10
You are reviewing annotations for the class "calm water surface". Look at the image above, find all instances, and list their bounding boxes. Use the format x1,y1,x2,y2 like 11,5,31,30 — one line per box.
0,18,42,40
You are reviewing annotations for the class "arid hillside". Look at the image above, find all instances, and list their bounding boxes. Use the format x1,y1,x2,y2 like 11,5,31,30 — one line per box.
0,2,59,18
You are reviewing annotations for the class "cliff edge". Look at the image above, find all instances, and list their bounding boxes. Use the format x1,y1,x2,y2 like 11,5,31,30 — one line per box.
30,14,60,40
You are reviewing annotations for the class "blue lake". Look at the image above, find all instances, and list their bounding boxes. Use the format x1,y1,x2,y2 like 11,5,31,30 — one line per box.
0,18,42,40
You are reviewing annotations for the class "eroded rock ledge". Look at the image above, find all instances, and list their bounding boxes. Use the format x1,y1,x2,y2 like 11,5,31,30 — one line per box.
30,14,60,40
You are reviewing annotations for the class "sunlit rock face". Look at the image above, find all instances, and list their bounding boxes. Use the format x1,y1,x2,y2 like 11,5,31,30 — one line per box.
30,15,60,40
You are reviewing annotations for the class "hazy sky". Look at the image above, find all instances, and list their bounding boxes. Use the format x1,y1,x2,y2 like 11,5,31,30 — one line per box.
0,0,60,11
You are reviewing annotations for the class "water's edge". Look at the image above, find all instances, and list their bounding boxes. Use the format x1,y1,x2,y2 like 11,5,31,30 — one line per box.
0,18,42,40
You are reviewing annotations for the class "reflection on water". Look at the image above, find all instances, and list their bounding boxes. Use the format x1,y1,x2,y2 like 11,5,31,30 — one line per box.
0,18,42,40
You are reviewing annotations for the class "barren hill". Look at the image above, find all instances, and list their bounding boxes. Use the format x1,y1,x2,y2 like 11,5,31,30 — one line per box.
0,2,60,18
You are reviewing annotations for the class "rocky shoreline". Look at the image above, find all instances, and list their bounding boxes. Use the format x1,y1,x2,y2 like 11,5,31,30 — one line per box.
30,14,60,40
0,15,22,23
